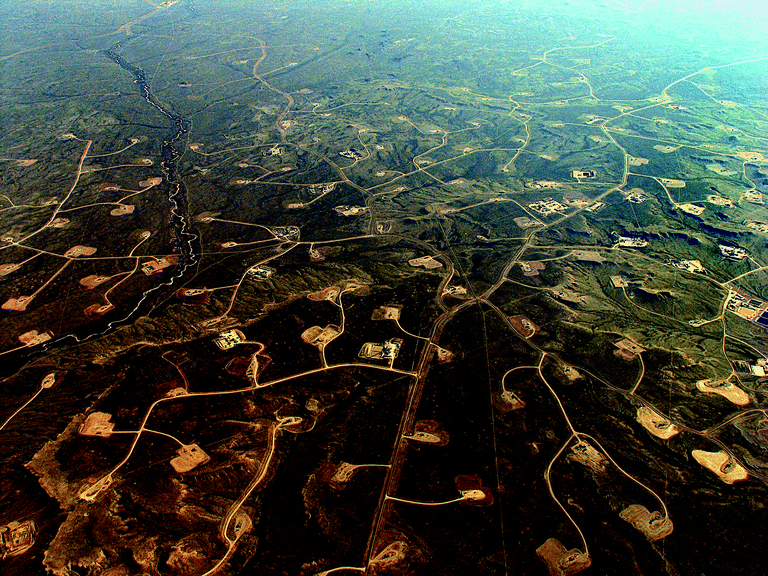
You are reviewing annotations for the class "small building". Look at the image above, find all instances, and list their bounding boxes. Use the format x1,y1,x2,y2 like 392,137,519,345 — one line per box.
371,305,403,321
671,259,706,273
520,261,545,277
359,339,403,360
335,205,368,216
622,188,648,204
309,182,336,195
246,265,275,280
270,226,299,241
614,338,646,360
0,520,36,559
585,201,604,212
528,198,568,216
214,329,246,350
719,244,747,260
616,236,648,248
264,146,283,156
610,275,629,288
746,221,768,233
726,289,767,321
18,330,52,346
339,148,364,159
142,256,177,276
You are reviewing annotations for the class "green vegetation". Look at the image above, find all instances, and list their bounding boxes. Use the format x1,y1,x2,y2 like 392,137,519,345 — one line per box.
1,1,768,575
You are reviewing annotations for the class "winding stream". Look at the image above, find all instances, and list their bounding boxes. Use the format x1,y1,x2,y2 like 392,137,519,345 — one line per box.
105,44,197,265
31,46,203,351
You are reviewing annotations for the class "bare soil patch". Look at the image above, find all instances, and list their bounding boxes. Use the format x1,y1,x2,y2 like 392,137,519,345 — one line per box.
138,177,162,187
110,204,134,216
521,261,545,276
569,440,607,473
84,303,115,317
65,246,97,258
301,325,341,347
508,315,539,338
620,504,673,541
78,412,114,437
696,379,750,406
660,178,685,188
738,151,764,162
2,296,32,312
307,286,340,302
0,264,20,276
455,474,493,506
636,407,679,439
691,449,748,484
536,538,591,575
18,329,51,345
170,444,210,473
408,255,443,269
372,304,403,321
79,275,111,290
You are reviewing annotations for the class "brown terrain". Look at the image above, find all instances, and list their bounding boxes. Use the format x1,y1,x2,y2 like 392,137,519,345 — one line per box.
307,285,340,302
2,295,32,312
64,245,97,258
408,255,443,269
300,325,341,347
78,412,114,438
371,304,403,321
536,538,591,576
138,176,162,187
170,444,210,473
18,329,52,346
79,275,112,290
455,474,493,506
0,263,20,276
84,303,115,317
691,450,749,484
696,379,750,407
636,406,679,439
521,261,546,276
110,204,135,216
508,314,539,338
569,440,608,473
619,504,673,541
409,420,449,447
614,338,646,360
